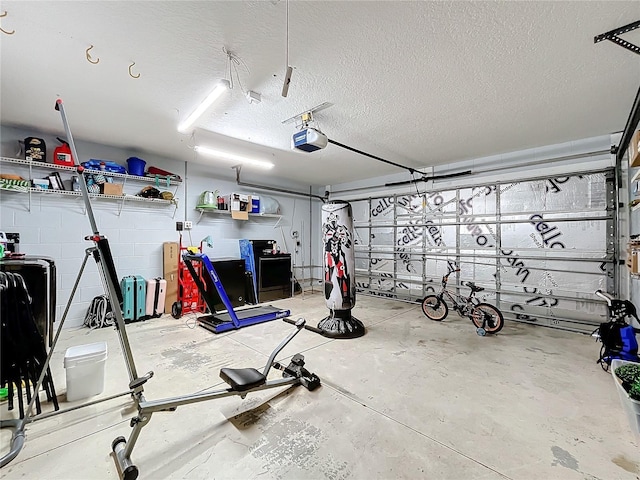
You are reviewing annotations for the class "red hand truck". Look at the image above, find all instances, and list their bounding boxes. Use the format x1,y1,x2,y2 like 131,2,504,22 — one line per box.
171,233,207,319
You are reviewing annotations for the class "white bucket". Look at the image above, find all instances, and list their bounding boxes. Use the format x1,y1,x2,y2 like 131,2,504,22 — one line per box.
64,341,108,402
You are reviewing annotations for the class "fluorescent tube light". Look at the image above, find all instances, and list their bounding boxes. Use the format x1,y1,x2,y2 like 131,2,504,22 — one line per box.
177,79,231,133
194,146,274,170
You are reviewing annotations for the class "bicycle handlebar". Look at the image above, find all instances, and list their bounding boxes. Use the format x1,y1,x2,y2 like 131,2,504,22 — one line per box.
444,268,460,277
595,289,613,307
442,268,461,285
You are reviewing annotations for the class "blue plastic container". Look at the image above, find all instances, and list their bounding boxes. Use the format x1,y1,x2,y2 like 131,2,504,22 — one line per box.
251,195,260,213
126,157,146,176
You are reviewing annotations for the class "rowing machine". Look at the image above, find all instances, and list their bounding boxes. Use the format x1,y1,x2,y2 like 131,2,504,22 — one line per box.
112,318,320,480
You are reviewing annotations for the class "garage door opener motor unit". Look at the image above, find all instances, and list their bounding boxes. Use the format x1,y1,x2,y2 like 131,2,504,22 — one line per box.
291,111,327,152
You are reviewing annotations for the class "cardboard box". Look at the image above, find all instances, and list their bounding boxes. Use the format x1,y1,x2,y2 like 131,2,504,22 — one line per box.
627,241,640,274
163,242,179,312
32,178,50,190
230,193,251,220
629,130,640,168
101,183,123,196
628,250,639,274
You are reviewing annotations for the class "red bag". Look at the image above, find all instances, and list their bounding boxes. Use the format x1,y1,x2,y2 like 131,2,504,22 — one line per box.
147,166,181,181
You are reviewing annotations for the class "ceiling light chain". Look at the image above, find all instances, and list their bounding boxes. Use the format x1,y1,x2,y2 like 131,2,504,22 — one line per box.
222,46,259,102
222,46,252,95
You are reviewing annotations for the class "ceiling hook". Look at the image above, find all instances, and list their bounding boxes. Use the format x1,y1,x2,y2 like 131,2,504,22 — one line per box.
86,45,99,64
0,11,15,35
128,62,140,79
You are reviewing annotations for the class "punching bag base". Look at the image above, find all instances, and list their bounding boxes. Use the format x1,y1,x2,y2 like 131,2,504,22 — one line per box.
317,310,365,339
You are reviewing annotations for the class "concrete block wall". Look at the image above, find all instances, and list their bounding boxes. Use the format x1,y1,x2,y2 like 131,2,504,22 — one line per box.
0,126,319,328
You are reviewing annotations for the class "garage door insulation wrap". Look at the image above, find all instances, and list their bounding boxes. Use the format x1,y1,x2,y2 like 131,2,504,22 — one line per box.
352,169,616,333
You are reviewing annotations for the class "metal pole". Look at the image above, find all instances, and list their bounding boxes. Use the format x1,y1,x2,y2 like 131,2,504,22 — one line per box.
616,83,640,163
611,168,620,296
234,165,326,201
97,249,139,383
495,185,502,309
55,99,141,385
27,391,132,423
55,99,99,235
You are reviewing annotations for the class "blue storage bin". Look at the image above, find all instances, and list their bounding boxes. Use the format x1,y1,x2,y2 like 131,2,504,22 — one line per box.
126,157,146,176
251,195,260,213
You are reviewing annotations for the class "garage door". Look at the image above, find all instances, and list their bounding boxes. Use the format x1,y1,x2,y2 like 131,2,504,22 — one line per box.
352,169,616,333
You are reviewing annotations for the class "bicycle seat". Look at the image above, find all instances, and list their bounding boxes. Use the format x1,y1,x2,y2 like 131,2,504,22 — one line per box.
465,281,484,293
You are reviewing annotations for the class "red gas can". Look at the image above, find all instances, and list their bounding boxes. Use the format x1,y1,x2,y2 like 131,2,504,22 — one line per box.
53,137,74,167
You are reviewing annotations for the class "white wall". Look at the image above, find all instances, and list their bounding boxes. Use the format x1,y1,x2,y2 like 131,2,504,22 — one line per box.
0,125,318,328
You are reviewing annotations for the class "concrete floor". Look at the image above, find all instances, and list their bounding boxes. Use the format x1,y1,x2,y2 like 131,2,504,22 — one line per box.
1,292,638,479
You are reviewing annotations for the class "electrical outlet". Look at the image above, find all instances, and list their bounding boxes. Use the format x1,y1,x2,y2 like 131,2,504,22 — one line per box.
175,221,183,231
184,221,193,230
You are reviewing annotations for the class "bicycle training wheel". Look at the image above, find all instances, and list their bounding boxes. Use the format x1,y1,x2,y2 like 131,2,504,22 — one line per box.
471,303,504,334
421,295,448,321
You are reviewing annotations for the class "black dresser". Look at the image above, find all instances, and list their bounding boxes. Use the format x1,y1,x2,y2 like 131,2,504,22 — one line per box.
245,240,292,303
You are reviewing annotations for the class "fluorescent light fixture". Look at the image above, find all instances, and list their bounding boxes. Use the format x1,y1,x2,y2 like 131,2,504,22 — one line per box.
194,146,274,170
177,79,231,133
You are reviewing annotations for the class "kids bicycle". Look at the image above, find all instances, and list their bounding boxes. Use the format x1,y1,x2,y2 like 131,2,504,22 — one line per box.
421,268,504,336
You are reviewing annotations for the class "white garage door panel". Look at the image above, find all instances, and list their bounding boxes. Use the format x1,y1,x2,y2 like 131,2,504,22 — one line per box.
353,170,615,333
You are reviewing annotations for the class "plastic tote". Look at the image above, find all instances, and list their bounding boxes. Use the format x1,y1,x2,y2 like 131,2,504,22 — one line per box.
126,157,146,176
64,342,108,401
611,359,640,440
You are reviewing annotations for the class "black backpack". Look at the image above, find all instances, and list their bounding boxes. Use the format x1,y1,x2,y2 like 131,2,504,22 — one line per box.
84,295,114,329
24,137,46,162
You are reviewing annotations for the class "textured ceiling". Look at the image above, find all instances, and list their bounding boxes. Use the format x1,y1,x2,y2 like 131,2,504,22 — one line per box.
1,1,639,186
